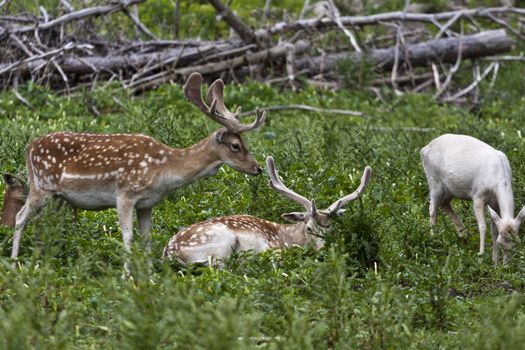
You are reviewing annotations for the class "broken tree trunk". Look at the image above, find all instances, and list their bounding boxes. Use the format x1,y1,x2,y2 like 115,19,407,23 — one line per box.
296,29,512,75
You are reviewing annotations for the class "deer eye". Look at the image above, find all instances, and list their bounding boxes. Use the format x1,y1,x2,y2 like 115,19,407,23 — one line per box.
230,143,241,152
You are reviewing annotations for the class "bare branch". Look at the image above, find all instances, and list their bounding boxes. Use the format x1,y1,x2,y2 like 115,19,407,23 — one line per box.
208,0,258,45
434,23,463,99
255,7,525,37
296,30,511,75
240,104,363,117
327,0,361,52
442,62,496,102
11,0,146,34
435,10,463,38
0,42,77,76
123,7,158,40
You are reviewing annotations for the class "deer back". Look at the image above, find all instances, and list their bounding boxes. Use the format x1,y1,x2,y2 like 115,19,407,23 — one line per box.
27,132,172,192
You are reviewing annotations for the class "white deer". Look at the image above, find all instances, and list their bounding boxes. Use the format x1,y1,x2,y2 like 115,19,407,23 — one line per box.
163,156,372,265
10,72,266,273
421,133,525,264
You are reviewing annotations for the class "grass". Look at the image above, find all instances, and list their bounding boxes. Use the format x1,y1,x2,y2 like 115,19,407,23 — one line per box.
1,61,525,348
3,0,525,348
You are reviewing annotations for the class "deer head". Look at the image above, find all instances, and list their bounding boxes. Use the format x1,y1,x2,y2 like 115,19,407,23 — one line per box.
267,156,372,239
1,173,27,228
183,72,266,175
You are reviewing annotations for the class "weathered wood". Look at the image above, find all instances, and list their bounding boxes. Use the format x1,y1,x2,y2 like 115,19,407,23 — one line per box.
0,42,240,77
296,30,512,75
255,7,525,38
0,0,521,99
131,40,311,91
8,0,146,34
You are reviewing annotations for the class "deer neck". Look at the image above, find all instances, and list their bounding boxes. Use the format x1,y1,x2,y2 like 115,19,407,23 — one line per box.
277,222,316,247
163,134,222,187
496,182,515,220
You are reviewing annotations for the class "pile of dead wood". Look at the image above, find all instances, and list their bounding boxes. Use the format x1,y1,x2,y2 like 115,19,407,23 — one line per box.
1,0,524,105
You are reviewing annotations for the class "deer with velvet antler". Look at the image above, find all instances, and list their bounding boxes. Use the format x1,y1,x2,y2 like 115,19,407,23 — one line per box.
9,72,266,274
163,156,372,265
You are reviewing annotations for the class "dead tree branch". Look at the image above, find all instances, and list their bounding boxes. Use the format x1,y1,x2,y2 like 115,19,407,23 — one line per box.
208,0,258,45
255,7,525,38
296,30,512,74
9,0,146,34
241,104,364,117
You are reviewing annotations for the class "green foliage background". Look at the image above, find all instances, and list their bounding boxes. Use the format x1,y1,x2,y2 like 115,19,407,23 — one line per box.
2,1,525,348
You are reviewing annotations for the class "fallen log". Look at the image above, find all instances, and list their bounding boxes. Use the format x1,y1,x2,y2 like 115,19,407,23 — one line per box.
0,42,241,77
296,30,512,75
131,40,311,91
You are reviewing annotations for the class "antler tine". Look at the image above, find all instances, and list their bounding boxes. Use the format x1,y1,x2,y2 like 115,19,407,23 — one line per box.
206,79,240,120
236,108,267,133
326,166,372,215
183,72,210,113
206,79,266,133
183,72,239,130
266,156,312,212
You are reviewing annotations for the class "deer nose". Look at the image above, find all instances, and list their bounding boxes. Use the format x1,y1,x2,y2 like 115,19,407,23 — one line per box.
255,165,263,174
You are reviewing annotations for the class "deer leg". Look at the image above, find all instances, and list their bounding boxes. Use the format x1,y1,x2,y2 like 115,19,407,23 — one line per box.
116,196,136,276
473,198,487,255
491,219,500,264
442,201,466,236
503,247,511,265
137,207,153,271
428,186,445,227
11,190,51,264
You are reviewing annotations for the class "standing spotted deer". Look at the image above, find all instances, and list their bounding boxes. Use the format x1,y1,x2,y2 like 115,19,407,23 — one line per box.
163,156,372,265
421,134,525,264
1,174,27,228
10,72,266,273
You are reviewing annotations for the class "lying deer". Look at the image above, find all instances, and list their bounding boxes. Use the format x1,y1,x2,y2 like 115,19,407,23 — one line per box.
1,174,27,228
163,156,372,265
11,72,266,273
421,133,525,264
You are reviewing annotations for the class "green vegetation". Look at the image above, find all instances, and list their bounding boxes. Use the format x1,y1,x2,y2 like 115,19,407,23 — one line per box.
1,60,525,348
2,0,525,348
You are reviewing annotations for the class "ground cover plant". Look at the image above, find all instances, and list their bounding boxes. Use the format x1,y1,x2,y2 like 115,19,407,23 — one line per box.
2,1,525,349
2,64,525,348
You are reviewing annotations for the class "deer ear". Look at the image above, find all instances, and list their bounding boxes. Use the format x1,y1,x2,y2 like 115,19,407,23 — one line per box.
3,173,15,186
281,212,307,223
488,206,502,225
516,206,525,225
215,130,226,143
